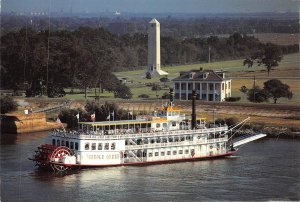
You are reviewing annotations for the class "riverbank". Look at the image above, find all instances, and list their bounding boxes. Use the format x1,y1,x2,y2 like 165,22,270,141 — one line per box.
0,112,60,133
3,98,300,138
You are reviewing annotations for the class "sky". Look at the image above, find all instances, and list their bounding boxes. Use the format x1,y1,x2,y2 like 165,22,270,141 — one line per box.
2,0,300,14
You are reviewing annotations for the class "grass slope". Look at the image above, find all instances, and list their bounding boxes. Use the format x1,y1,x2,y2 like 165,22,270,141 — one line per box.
114,53,299,104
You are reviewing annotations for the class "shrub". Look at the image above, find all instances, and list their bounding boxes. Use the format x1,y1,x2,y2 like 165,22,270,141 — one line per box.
151,84,161,91
162,92,171,99
224,117,238,126
0,96,18,114
224,97,241,102
146,72,151,79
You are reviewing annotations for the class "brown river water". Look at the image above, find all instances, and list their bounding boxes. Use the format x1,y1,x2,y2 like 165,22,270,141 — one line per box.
1,132,299,201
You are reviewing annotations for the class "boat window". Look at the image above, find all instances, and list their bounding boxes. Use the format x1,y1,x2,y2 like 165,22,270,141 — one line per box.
155,152,159,156
70,142,74,149
52,139,56,146
148,153,153,157
156,123,160,128
104,143,109,150
181,137,185,141
161,152,165,156
57,140,60,146
75,142,78,150
85,143,90,150
61,140,65,146
172,122,176,126
91,143,96,150
98,143,103,150
185,149,189,154
111,142,116,150
163,123,167,128
173,151,177,155
167,151,171,155
179,150,183,154
66,141,69,147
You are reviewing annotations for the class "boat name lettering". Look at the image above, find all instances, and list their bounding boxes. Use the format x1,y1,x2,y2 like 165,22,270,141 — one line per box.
86,154,120,160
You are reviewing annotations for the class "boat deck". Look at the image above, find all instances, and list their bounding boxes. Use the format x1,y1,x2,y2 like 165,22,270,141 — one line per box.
51,126,228,140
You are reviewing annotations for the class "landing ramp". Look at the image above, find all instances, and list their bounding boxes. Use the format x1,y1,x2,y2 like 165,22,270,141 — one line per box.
233,133,266,148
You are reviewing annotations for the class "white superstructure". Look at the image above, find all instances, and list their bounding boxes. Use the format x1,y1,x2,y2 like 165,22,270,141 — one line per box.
30,93,265,172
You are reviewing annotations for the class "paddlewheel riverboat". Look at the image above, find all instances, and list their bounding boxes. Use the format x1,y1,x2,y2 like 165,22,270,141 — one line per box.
30,90,266,172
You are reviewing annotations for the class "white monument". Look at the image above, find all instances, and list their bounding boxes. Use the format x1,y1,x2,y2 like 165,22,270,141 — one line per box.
147,18,168,76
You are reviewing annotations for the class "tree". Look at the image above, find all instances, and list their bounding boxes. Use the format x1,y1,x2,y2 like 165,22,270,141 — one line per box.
0,96,17,114
114,84,132,99
247,86,269,103
85,101,129,121
240,86,248,94
243,57,254,68
59,108,88,129
263,79,293,104
257,43,283,76
240,85,248,99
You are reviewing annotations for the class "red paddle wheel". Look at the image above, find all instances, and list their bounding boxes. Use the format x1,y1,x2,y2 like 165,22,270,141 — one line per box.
30,144,74,172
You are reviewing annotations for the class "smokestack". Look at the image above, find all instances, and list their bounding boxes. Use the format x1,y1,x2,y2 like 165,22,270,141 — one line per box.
191,90,197,130
169,88,174,104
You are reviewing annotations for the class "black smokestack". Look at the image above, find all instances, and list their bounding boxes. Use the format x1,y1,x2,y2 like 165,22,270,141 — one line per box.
169,88,174,104
191,90,197,130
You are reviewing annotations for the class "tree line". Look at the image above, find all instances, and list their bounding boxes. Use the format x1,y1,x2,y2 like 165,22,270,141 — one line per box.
2,15,299,36
1,27,298,97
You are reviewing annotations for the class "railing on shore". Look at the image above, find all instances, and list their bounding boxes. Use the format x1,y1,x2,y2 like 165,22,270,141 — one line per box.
51,126,228,140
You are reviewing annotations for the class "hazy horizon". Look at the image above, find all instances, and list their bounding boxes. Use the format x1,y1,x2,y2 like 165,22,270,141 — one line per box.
3,0,299,14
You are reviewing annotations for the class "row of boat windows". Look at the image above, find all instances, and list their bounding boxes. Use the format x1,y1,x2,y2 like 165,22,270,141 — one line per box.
52,139,116,151
155,122,177,128
53,139,79,150
148,149,194,157
126,135,194,145
85,142,116,151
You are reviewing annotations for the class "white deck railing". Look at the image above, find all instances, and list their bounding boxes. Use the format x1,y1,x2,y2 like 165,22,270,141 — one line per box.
51,127,228,140
125,137,228,150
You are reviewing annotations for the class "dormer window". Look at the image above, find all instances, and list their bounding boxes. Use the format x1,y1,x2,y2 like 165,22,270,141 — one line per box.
217,72,225,78
203,73,208,79
189,72,195,79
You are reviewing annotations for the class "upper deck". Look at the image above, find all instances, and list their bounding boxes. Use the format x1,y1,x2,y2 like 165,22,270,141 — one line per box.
51,126,228,140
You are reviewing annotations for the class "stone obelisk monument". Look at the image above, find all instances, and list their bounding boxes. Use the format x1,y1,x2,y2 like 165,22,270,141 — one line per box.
147,18,168,76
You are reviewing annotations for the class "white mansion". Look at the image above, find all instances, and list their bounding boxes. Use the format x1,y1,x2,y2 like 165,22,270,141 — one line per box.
172,69,231,101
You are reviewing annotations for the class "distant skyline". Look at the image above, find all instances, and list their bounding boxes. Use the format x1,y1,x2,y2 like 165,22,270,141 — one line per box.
3,0,299,14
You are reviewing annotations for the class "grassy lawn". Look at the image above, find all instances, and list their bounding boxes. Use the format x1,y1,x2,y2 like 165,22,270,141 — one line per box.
114,53,300,104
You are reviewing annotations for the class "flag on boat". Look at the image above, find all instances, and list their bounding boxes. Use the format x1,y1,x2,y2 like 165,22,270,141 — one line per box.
76,113,79,120
56,117,66,132
106,114,110,120
111,110,115,121
56,118,62,125
91,113,96,122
